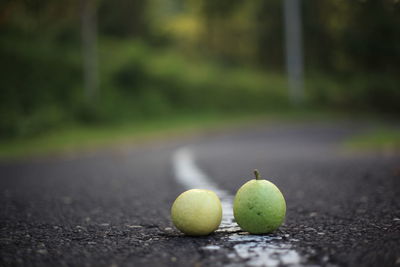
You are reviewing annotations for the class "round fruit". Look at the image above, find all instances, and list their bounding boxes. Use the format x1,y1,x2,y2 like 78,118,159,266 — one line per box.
233,170,286,234
171,189,222,236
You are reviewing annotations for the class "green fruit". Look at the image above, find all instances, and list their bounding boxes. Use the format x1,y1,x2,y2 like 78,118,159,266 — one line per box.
233,170,286,234
171,189,222,236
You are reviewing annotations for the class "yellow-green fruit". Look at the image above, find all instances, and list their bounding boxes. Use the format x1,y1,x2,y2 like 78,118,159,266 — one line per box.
171,189,222,236
233,170,286,234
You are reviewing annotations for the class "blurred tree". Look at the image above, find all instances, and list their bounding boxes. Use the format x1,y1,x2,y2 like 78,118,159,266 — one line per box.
255,0,284,70
303,0,400,74
283,0,304,105
81,0,99,102
0,0,81,137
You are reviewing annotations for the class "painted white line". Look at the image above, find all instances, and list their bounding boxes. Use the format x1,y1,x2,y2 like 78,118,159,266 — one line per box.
172,146,303,267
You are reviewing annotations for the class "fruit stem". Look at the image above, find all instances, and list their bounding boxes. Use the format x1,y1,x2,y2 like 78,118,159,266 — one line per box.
254,169,261,180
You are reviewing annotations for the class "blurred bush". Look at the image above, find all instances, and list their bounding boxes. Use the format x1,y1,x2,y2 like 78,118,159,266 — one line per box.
0,34,290,138
0,34,81,137
98,39,289,120
307,72,400,113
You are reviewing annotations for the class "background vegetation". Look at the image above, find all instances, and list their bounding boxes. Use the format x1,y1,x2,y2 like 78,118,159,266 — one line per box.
0,0,399,143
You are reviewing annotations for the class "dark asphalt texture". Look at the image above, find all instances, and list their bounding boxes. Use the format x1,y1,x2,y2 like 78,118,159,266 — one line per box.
1,121,399,266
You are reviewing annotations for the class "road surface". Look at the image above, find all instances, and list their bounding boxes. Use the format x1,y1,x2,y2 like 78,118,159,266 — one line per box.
1,120,399,266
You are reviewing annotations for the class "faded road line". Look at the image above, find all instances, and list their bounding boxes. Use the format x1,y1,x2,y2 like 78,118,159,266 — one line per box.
172,147,303,267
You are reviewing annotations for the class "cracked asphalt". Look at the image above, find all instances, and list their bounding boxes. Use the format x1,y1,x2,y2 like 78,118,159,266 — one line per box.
1,120,400,266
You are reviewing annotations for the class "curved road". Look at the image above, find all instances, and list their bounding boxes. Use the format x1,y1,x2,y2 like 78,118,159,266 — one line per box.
1,120,399,266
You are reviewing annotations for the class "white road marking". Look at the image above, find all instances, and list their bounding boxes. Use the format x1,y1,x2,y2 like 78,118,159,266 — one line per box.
172,147,303,267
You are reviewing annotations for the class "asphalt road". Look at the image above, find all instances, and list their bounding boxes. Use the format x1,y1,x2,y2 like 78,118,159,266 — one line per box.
1,120,399,266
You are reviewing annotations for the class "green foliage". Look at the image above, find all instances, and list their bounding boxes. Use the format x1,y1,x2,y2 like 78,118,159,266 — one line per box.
307,72,400,113
98,0,149,37
98,39,289,118
1,0,399,141
303,0,400,74
0,33,290,139
0,33,81,138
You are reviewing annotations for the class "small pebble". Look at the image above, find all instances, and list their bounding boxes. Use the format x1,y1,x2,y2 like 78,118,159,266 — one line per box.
37,249,48,255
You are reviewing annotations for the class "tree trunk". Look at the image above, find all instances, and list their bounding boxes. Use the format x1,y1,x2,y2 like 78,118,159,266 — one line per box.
81,0,99,102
